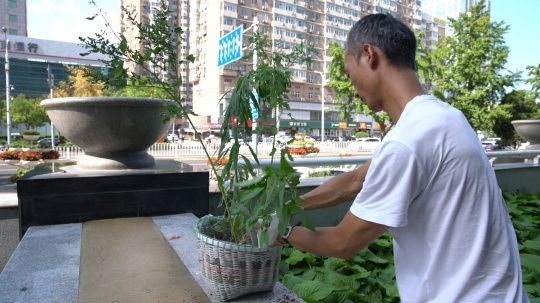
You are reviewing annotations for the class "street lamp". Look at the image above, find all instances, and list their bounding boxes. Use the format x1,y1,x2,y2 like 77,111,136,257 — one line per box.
2,26,11,145
314,71,325,142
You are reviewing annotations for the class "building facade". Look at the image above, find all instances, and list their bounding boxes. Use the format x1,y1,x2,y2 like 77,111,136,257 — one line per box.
184,0,442,138
0,35,109,137
1,0,27,36
120,0,193,113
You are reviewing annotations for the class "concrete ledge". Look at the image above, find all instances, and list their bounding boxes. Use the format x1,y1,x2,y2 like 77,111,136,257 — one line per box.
0,223,81,303
0,214,304,303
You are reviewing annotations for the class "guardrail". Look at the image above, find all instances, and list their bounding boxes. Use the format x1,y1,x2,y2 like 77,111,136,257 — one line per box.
49,144,540,168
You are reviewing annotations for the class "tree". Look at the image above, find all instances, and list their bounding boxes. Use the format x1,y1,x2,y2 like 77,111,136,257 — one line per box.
415,30,437,93
54,65,108,97
431,0,520,131
526,64,540,99
491,89,540,147
10,94,51,129
326,42,393,137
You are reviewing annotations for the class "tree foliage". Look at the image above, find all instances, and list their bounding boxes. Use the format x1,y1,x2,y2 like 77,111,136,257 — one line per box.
430,0,520,131
526,64,540,97
326,42,392,138
491,90,540,147
9,94,51,129
54,65,108,97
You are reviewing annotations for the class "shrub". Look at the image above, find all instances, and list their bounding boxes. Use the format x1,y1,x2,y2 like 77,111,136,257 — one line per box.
23,130,40,135
0,150,20,160
355,131,368,139
19,151,42,161
41,150,60,160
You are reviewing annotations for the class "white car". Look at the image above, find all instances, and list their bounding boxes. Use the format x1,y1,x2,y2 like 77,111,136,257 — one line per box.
166,133,178,142
348,138,381,152
276,135,293,144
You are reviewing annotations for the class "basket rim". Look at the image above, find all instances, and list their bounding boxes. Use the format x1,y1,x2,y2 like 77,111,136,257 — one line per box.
193,215,277,253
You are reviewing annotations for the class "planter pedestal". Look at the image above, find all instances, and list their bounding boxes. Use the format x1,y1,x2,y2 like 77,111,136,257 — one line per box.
17,159,209,237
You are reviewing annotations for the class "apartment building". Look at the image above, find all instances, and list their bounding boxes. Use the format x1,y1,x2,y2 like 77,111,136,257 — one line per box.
120,0,193,112
1,0,27,37
421,0,489,36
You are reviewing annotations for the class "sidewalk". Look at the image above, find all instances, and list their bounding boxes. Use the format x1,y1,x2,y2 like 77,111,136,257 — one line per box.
0,163,18,208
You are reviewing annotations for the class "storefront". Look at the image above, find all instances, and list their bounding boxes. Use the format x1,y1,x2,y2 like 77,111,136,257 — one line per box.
280,120,360,138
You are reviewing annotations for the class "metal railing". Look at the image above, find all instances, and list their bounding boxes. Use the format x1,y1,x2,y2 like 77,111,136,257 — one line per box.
49,144,540,169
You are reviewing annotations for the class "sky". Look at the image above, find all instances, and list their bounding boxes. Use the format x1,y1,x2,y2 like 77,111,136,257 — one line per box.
26,0,540,86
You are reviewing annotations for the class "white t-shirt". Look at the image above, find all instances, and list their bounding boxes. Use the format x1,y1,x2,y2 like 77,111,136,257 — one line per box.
350,95,529,302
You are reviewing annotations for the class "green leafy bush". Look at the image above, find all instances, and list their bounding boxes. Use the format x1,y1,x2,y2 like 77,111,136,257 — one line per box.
355,132,368,139
23,130,40,135
281,191,540,302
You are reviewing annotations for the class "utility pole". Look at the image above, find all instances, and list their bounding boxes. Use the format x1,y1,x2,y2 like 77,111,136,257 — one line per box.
47,64,55,147
3,27,11,145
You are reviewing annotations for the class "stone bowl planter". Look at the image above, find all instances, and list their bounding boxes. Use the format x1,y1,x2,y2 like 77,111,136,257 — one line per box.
511,120,540,150
40,97,172,170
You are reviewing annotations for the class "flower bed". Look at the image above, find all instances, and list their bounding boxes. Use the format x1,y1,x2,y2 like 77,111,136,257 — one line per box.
287,146,320,156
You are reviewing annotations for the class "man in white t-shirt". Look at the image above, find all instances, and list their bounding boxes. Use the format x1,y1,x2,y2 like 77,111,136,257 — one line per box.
275,14,530,302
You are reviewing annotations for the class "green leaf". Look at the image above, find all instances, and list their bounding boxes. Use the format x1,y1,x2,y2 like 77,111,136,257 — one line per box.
521,254,540,275
293,280,334,301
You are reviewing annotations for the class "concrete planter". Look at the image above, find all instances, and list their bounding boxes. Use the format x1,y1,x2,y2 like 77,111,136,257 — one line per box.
40,97,173,170
512,120,540,150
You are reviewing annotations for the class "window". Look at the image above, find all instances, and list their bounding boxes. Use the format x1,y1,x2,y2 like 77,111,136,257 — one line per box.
9,15,17,22
8,0,17,8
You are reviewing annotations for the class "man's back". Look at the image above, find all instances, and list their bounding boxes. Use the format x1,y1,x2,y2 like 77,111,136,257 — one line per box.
351,95,529,302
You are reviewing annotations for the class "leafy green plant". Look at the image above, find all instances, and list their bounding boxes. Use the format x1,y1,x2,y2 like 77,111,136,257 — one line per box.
503,191,540,301
280,232,398,303
281,191,540,302
79,0,313,246
23,130,40,135
9,168,30,183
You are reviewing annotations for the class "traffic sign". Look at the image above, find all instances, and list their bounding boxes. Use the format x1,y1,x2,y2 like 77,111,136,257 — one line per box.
218,25,244,67
250,89,259,120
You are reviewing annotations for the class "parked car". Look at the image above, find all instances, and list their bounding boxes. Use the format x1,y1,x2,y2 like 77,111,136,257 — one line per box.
166,133,178,142
276,135,293,144
347,137,381,152
37,138,62,145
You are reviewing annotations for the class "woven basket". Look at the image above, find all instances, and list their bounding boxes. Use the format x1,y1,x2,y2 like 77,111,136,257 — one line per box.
194,215,282,301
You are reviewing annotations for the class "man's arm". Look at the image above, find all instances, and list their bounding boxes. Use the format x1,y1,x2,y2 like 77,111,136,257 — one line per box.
300,159,371,211
282,210,388,260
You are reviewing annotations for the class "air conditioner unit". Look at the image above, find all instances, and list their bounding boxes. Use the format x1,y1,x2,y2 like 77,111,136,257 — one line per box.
304,26,307,30
309,79,314,83
244,15,248,19
301,98,306,101
240,0,245,3
309,29,313,33
309,42,313,45
309,5,313,9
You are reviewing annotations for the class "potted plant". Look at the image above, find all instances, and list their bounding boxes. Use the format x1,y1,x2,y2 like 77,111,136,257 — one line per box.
80,1,313,300
23,130,40,141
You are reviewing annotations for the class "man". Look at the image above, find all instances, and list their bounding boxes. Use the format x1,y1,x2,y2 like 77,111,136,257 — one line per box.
276,14,529,302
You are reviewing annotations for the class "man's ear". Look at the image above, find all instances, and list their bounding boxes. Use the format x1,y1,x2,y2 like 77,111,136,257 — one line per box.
363,44,379,69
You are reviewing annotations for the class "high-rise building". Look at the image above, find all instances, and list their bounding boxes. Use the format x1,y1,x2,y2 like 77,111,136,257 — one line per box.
0,0,27,37
421,0,489,35
124,0,443,138
120,0,193,113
